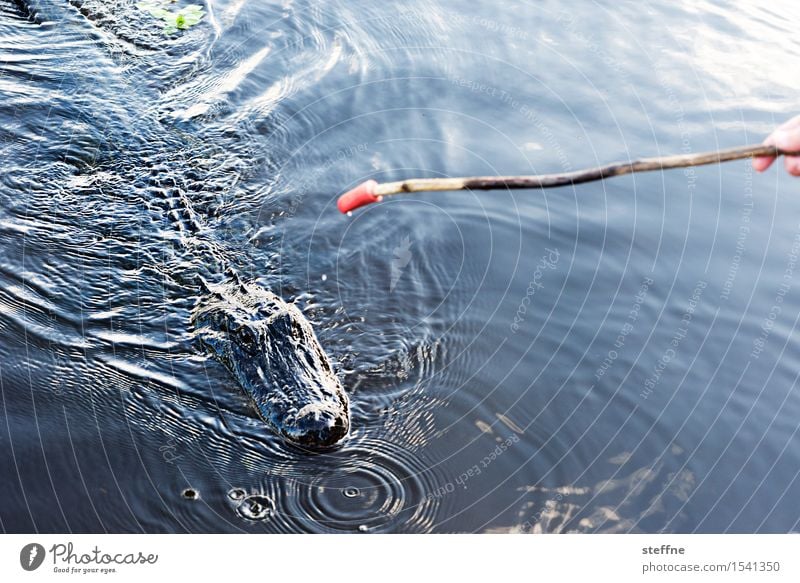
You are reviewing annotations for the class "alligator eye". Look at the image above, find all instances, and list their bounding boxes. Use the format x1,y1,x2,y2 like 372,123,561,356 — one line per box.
235,325,260,353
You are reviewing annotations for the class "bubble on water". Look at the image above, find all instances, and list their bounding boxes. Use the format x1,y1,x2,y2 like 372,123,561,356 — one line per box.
236,494,274,521
342,486,360,498
228,488,246,501
358,524,369,532
182,488,199,500
321,274,327,281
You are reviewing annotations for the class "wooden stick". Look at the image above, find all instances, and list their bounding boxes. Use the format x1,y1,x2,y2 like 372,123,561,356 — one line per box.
337,144,800,213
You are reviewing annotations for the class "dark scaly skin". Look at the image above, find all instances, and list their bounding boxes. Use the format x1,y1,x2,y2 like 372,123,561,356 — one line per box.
10,0,351,448
140,137,352,450
192,279,350,448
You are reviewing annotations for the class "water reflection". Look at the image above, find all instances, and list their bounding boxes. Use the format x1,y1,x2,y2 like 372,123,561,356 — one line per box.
490,446,696,533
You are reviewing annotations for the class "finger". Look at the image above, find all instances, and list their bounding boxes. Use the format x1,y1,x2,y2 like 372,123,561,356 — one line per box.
785,156,800,177
753,135,777,172
753,155,775,172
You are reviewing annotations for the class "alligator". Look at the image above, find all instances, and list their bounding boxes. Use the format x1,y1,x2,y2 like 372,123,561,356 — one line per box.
3,0,350,447
193,278,349,447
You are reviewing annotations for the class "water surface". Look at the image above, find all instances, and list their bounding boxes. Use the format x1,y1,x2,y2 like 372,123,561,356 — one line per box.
1,0,799,533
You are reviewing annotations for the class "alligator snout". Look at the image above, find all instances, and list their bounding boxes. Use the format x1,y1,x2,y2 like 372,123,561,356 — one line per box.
193,279,350,449
283,404,350,448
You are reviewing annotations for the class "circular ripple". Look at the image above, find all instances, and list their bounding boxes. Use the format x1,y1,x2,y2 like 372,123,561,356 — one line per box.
342,486,360,498
235,494,275,522
272,437,452,533
227,488,246,501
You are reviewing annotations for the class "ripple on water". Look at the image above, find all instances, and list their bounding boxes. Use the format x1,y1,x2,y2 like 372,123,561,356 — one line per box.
269,437,451,533
235,494,275,522
227,488,247,501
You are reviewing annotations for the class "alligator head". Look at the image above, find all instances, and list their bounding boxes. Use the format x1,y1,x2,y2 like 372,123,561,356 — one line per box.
192,279,349,448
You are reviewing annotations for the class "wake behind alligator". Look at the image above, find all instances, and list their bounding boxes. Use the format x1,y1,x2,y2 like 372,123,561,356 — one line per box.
5,0,350,447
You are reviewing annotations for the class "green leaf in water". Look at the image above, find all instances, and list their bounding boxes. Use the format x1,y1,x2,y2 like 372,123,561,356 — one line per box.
135,1,170,20
180,5,205,26
136,0,205,35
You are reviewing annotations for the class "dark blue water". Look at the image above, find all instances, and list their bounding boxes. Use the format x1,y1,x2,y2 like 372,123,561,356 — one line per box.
1,0,799,533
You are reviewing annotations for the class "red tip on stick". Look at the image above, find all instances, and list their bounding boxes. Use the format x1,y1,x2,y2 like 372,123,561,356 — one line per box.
337,180,382,213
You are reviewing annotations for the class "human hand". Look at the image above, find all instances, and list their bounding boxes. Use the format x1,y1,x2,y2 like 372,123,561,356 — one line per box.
752,115,800,176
